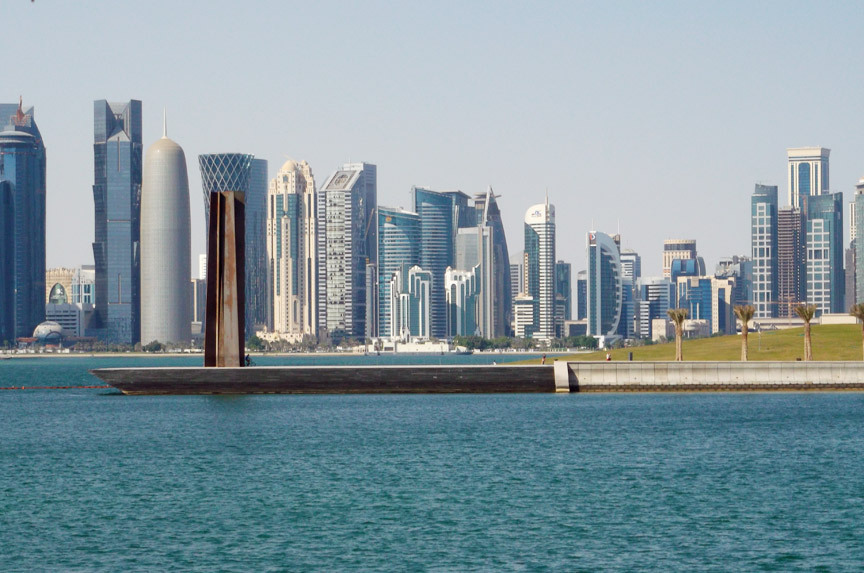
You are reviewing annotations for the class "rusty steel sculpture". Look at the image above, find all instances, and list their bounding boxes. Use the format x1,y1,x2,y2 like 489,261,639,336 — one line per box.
204,191,246,367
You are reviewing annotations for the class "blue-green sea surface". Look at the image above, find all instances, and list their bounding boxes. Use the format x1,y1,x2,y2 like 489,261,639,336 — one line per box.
1,358,863,571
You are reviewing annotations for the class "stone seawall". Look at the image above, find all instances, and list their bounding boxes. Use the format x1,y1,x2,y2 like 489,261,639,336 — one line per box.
560,361,864,392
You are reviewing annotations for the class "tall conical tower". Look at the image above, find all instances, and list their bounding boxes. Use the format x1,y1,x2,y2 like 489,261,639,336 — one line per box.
140,114,192,345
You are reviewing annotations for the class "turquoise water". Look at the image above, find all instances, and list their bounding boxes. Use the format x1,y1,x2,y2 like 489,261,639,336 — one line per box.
2,359,864,570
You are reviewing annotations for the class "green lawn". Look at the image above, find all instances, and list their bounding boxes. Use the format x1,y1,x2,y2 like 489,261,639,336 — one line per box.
546,324,864,363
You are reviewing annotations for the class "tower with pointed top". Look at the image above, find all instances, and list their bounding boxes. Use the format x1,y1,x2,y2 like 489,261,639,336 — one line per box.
0,98,46,342
140,113,192,345
92,99,142,344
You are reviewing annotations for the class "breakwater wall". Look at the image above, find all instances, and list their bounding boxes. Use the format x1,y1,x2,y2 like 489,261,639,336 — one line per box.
91,364,555,395
560,361,864,392
91,361,864,395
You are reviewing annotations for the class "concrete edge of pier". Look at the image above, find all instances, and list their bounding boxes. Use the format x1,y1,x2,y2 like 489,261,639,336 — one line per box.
89,361,864,395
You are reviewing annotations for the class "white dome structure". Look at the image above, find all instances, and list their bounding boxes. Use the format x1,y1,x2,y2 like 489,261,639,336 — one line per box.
140,115,192,345
33,321,64,342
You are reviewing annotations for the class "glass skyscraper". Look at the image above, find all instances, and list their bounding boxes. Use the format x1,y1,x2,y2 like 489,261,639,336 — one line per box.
199,153,268,335
587,231,622,338
412,187,457,339
92,100,141,344
805,192,844,315
0,180,15,344
472,188,512,337
377,205,421,338
555,261,572,322
0,99,46,343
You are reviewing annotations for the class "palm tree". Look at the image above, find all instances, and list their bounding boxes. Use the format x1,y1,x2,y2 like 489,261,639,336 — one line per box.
667,308,689,361
849,303,864,360
794,304,817,361
733,305,755,361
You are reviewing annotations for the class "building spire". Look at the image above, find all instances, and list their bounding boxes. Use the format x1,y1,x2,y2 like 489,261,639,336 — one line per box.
162,108,167,138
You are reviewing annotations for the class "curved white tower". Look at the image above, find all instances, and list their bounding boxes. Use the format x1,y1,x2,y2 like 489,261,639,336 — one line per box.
140,117,192,345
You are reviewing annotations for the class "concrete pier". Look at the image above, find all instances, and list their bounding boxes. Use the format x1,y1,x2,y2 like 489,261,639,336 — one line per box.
559,361,864,392
89,361,864,395
91,364,555,395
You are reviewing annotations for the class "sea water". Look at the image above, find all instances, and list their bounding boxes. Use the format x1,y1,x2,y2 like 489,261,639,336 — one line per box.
1,357,863,570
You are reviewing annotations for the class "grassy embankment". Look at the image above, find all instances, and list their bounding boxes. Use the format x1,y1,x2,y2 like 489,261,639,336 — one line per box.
535,324,864,363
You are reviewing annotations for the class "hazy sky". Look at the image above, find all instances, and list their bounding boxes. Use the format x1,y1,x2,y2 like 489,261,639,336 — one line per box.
4,0,864,277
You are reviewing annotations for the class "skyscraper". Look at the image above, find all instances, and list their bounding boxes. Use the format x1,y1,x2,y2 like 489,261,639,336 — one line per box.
317,162,377,339
445,266,479,337
805,192,843,315
199,153,268,335
575,270,587,321
555,261,572,322
788,147,830,209
676,276,736,335
510,251,524,328
389,264,432,340
854,178,864,304
0,99,46,343
751,184,778,318
92,99,141,344
587,231,622,338
620,249,641,285
472,187,512,337
523,199,556,341
377,206,421,339
0,181,14,344
777,206,806,318
662,239,697,278
267,159,316,340
636,277,674,339
140,118,191,345
454,223,493,338
413,187,457,339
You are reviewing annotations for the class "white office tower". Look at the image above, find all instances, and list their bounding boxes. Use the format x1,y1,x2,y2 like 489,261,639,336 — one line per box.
787,147,830,209
267,159,317,339
523,199,556,341
140,119,192,345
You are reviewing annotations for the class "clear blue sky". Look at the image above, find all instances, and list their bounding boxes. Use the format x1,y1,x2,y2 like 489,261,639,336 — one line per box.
4,0,864,276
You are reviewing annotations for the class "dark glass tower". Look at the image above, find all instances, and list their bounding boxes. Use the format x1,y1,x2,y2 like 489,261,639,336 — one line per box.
0,181,15,344
555,261,572,322
92,99,142,344
0,100,46,342
199,153,268,336
377,206,421,338
412,187,456,339
805,193,844,315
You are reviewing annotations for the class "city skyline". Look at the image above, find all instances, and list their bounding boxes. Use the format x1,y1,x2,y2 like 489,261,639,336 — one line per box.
5,2,864,278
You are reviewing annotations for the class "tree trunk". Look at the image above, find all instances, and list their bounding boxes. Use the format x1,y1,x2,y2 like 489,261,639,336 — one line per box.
804,322,812,361
741,323,748,361
675,326,683,361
